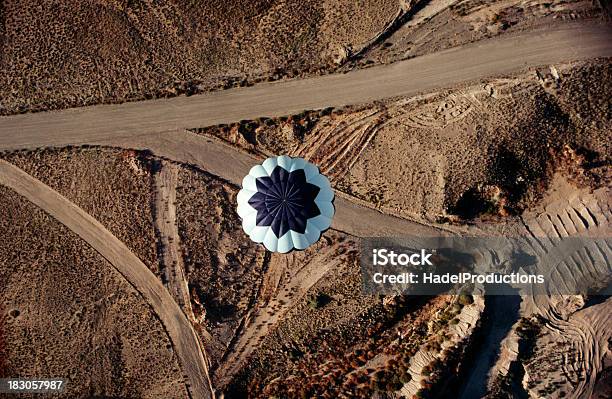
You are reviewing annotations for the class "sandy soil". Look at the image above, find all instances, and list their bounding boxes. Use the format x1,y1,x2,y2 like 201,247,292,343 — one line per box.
153,160,195,321
516,176,611,399
1,147,160,274
0,159,214,399
1,1,606,116
237,294,482,398
215,231,351,388
2,23,611,152
400,294,485,398
458,295,521,399
194,59,611,224
0,7,609,397
0,185,188,398
523,297,612,399
0,54,607,396
174,166,266,373
0,0,399,115
355,0,606,68
470,174,611,398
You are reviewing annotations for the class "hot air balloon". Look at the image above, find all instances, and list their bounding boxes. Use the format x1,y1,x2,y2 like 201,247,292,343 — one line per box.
237,155,335,253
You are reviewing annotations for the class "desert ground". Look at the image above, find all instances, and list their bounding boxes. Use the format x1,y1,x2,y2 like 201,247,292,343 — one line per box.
0,1,611,398
0,184,188,398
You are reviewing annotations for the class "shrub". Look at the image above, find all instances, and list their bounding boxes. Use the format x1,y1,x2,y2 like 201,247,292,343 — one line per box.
399,372,412,384
373,369,387,381
458,294,473,306
387,381,404,391
371,379,386,391
308,292,331,309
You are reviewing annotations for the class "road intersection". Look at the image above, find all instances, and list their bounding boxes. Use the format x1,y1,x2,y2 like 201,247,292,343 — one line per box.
1,21,610,399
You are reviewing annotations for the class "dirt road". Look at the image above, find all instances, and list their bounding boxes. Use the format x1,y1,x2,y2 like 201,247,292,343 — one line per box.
99,130,450,237
0,159,214,399
1,23,608,241
153,161,199,323
1,23,610,151
0,20,610,397
215,250,343,387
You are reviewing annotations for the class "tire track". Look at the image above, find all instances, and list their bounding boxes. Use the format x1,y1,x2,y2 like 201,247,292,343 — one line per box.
153,161,206,334
295,108,386,180
517,183,610,399
0,159,214,399
92,130,451,239
213,246,343,388
1,23,611,151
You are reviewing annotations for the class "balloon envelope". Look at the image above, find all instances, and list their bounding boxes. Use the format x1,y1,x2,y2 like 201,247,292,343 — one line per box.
237,155,335,253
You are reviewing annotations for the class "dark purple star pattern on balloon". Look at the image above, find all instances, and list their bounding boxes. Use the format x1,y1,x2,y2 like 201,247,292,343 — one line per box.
248,166,320,237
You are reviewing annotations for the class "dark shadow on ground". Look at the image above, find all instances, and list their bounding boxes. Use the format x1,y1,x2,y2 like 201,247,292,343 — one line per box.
458,285,522,399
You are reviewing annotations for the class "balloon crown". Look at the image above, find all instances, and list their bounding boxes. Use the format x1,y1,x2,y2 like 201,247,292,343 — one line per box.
237,155,335,253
